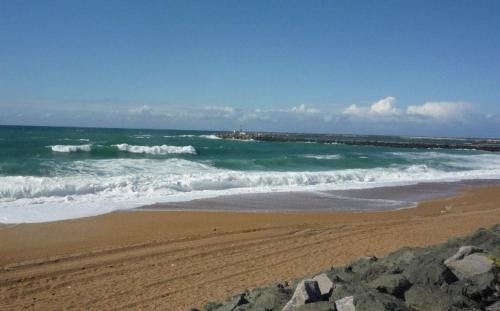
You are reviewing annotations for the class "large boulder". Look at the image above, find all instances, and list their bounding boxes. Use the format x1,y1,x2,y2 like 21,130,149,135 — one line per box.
404,285,478,311
312,274,334,299
447,271,499,306
335,296,355,311
203,282,292,311
283,279,322,311
444,246,483,264
367,274,412,298
330,283,409,311
403,260,457,286
243,283,292,310
445,251,495,280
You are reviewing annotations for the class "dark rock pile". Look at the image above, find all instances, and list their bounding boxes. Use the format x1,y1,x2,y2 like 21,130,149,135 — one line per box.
193,225,500,311
216,132,500,152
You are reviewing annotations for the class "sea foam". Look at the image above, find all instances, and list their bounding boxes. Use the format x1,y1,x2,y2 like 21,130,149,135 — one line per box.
114,144,196,155
2,154,500,223
304,154,342,160
199,134,221,140
50,144,92,152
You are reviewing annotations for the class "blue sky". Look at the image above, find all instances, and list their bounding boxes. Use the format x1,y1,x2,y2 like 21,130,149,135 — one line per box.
1,1,499,137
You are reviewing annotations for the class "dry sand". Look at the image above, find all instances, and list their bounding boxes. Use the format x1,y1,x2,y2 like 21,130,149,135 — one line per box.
1,185,500,310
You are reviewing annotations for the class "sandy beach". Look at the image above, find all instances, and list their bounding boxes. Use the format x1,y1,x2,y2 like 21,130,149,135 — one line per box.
1,185,500,310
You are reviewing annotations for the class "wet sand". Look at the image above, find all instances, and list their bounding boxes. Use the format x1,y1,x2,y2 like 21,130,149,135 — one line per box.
1,185,500,310
141,179,500,213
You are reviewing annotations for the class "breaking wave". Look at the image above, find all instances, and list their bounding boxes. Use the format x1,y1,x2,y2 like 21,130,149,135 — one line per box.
114,144,197,155
1,155,500,223
199,134,221,140
163,134,195,138
304,154,342,160
163,134,220,140
50,144,92,153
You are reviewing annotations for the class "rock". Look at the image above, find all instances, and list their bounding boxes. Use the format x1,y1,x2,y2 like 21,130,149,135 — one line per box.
283,280,322,311
313,274,334,298
331,283,409,311
461,229,500,253
203,282,292,311
444,246,483,265
446,253,495,280
405,285,478,311
447,271,499,304
242,282,292,310
486,301,500,311
222,293,249,311
403,261,457,286
296,301,337,311
383,249,417,266
335,296,355,311
404,286,452,311
367,274,412,298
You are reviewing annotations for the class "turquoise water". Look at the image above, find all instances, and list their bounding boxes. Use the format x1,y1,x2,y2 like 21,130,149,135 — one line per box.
1,125,500,223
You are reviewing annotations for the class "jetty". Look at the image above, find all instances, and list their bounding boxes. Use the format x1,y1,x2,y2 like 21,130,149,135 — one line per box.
216,131,500,152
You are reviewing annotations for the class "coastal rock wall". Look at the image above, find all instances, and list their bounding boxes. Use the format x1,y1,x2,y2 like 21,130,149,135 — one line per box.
216,132,500,152
194,225,500,311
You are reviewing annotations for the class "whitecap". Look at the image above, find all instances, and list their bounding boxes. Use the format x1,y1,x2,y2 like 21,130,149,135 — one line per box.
114,143,196,155
2,155,500,223
304,154,342,160
199,134,221,140
163,134,195,138
50,144,92,153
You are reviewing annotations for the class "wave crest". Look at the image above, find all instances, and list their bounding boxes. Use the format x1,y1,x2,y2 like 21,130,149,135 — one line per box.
114,143,196,155
199,134,221,140
50,144,92,152
304,154,342,160
3,152,500,223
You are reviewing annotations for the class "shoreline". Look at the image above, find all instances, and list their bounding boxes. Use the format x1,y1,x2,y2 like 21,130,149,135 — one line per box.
2,178,500,226
1,184,500,310
139,178,500,214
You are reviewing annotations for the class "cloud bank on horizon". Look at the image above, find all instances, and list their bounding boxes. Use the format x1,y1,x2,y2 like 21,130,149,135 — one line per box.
342,97,470,121
1,96,498,138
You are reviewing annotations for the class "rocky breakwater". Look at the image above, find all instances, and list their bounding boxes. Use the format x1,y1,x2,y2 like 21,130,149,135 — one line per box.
215,132,500,152
192,225,500,311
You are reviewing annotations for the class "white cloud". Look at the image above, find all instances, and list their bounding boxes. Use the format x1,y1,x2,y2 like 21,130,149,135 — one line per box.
128,105,152,115
342,97,471,123
201,105,235,118
291,104,320,114
343,96,399,117
240,112,271,122
370,96,398,115
406,101,468,120
204,105,234,114
240,108,283,122
343,104,364,116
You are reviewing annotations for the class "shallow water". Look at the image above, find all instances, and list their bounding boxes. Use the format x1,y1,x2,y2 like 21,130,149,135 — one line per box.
1,125,500,223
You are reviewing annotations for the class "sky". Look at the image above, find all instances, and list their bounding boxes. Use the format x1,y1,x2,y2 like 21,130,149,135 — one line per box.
1,1,499,137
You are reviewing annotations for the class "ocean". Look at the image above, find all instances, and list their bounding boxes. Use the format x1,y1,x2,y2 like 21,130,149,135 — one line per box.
1,125,500,224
